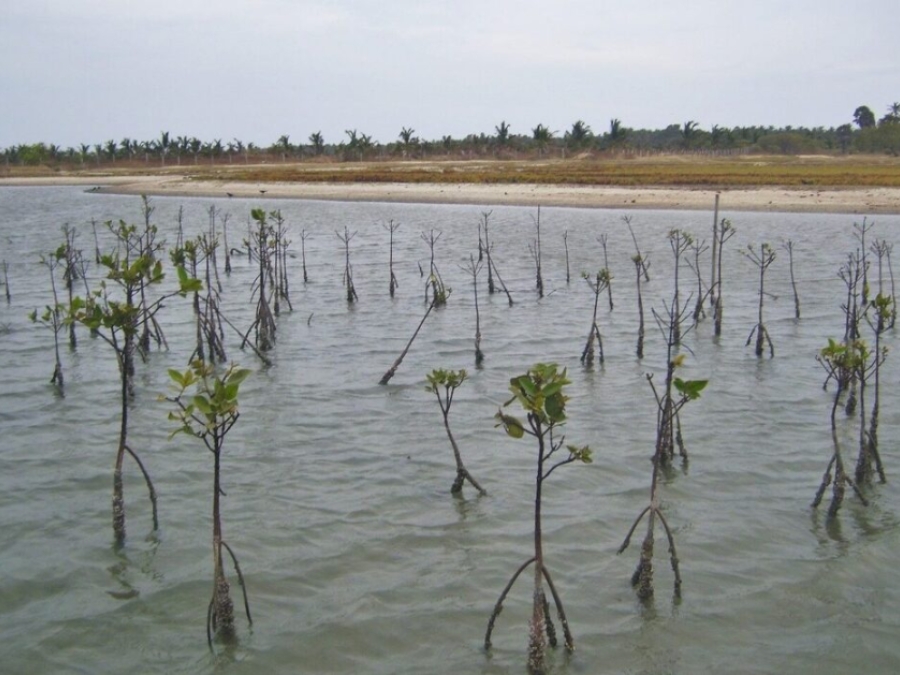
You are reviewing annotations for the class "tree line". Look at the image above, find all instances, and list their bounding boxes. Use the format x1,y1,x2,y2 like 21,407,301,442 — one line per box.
4,102,899,170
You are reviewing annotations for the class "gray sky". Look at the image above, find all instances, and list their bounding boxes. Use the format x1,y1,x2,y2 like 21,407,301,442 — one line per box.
2,0,898,149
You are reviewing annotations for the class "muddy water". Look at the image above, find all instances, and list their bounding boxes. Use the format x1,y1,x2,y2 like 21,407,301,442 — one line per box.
1,186,899,674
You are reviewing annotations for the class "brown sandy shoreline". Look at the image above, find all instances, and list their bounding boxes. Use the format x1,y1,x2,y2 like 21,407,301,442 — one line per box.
3,175,900,214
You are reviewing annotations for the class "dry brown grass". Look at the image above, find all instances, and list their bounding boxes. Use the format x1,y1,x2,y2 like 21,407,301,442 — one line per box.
7,154,900,188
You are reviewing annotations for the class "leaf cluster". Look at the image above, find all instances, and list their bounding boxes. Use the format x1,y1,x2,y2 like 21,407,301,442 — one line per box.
164,361,251,446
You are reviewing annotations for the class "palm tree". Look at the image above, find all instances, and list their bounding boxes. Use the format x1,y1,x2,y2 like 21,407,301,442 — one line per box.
79,143,91,166
494,120,511,146
233,138,246,162
158,131,171,166
565,120,592,150
93,143,103,166
105,140,117,163
681,120,699,149
308,131,324,156
531,124,553,155
277,134,292,162
607,118,627,147
189,137,202,164
398,127,417,157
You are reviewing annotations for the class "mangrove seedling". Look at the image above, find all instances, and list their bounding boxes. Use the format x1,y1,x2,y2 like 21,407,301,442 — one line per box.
31,250,67,389
300,229,311,284
618,357,707,601
72,219,201,545
580,269,610,367
2,260,9,303
165,361,253,648
599,233,613,310
624,216,650,282
426,368,487,495
384,220,400,297
242,209,278,351
528,207,544,298
487,363,592,674
668,229,692,346
633,254,647,359
379,297,441,385
421,229,448,307
481,211,495,293
563,230,571,285
856,294,890,484
813,339,871,519
460,254,484,365
336,226,359,303
708,193,720,312
782,240,801,320
688,236,710,325
713,218,736,337
743,243,776,358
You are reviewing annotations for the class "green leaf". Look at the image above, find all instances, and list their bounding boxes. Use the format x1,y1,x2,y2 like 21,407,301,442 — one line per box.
167,369,185,387
193,394,212,416
495,411,524,439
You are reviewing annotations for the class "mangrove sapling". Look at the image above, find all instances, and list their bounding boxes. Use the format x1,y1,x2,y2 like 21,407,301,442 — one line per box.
650,293,699,466
426,369,487,495
813,339,871,519
599,233,613,310
667,229,692,346
60,224,84,348
563,230,571,285
2,260,9,303
242,209,278,352
72,220,201,545
137,196,168,355
856,294,890,484
336,226,359,303
580,269,611,367
379,294,443,385
299,229,310,284
31,251,67,389
624,216,650,282
687,237,710,325
713,218,736,337
742,243,776,358
618,361,707,601
528,207,544,298
854,218,874,305
782,240,801,320
384,220,400,297
488,364,592,674
91,218,102,264
708,193,720,312
421,229,448,307
633,255,647,359
223,210,232,275
482,211,495,294
165,361,253,648
460,254,485,365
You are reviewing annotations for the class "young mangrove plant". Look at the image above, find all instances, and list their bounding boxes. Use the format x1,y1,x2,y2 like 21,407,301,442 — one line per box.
624,216,650,282
633,254,647,358
421,229,448,307
580,269,610,367
425,368,487,495
384,220,400,297
713,218,736,337
60,224,85,348
72,219,200,545
487,363,592,674
528,207,544,298
269,209,293,315
687,236,710,325
460,254,484,365
563,230,571,285
855,294,890,484
667,229,692,346
708,193,720,312
618,355,707,601
813,339,871,519
379,296,442,385
743,243,776,358
2,260,9,303
336,226,359,303
599,233,613,310
136,197,169,355
782,240,801,320
165,361,253,648
481,211,495,294
31,249,67,390
299,228,311,284
243,209,278,352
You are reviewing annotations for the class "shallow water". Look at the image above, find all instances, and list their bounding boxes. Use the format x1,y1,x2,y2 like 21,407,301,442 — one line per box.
1,187,899,674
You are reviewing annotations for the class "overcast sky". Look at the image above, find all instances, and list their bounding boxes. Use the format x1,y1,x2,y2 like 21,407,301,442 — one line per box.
1,0,898,149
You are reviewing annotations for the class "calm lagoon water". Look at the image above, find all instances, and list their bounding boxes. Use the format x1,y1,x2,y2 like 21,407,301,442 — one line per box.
1,186,899,674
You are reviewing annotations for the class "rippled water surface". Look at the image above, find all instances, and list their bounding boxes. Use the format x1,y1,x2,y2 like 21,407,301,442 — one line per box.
2,187,900,674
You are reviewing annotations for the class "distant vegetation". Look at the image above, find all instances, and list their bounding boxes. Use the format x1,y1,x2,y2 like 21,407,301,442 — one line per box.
3,103,899,185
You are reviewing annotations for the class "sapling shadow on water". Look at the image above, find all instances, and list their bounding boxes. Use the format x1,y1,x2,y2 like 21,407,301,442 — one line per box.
618,352,707,601
742,243,776,357
425,368,487,495
71,219,201,545
164,361,253,648
580,269,610,367
487,363,592,674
